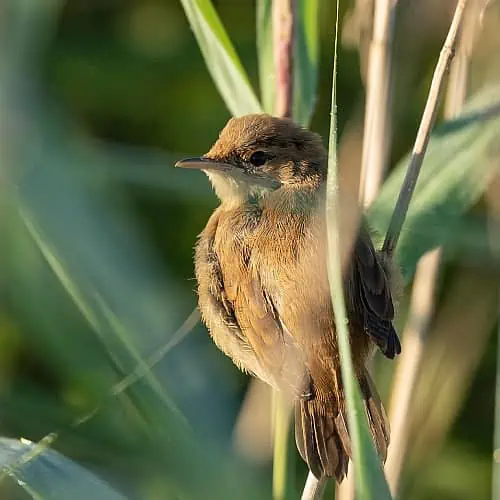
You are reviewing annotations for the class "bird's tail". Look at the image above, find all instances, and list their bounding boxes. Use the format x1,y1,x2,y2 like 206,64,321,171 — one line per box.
295,398,350,481
294,369,389,481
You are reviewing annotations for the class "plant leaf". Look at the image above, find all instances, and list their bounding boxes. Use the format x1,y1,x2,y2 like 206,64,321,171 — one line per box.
179,0,262,117
256,0,319,125
293,0,319,125
0,437,125,500
369,85,500,281
325,2,392,498
256,0,275,115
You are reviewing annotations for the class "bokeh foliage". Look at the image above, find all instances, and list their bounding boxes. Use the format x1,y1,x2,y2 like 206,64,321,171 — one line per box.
1,1,499,499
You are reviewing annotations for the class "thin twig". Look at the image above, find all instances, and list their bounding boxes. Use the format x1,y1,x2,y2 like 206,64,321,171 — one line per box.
385,0,478,494
382,0,469,257
273,0,295,118
359,0,398,207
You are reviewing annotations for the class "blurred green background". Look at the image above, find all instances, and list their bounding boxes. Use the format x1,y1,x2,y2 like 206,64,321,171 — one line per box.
1,0,499,499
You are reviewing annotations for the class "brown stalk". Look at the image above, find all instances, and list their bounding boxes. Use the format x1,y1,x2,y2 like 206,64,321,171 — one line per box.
271,1,297,498
273,0,295,119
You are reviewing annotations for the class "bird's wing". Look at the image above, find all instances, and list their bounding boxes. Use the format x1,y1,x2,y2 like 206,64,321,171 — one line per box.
228,267,308,396
196,209,306,391
195,212,266,381
346,225,401,358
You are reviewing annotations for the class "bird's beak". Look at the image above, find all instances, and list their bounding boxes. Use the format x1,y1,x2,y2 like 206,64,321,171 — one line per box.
176,156,281,190
175,157,234,172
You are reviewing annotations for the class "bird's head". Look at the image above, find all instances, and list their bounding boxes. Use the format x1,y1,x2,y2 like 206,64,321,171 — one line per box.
175,114,327,204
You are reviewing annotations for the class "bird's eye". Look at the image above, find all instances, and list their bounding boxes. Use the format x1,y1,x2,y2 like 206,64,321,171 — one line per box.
249,151,268,167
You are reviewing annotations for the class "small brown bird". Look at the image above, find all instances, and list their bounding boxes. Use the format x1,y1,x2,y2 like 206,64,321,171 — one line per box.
176,114,401,481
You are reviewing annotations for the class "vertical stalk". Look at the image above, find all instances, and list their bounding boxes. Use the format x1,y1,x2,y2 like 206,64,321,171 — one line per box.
340,2,398,497
326,2,394,499
271,1,296,498
273,0,295,118
358,0,398,208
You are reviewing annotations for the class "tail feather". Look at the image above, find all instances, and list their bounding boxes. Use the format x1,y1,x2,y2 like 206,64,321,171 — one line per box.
295,400,323,479
295,400,348,480
334,410,351,458
312,407,339,477
361,370,390,461
294,371,389,481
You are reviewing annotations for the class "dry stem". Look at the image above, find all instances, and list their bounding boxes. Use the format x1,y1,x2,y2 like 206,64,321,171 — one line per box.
382,0,469,257
359,0,398,207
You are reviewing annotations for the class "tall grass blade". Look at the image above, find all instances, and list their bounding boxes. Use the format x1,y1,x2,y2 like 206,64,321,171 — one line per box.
257,0,275,114
325,2,392,498
0,437,125,500
179,0,262,116
293,0,319,125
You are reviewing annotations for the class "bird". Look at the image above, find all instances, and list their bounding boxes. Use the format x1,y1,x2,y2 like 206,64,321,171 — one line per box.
175,113,401,482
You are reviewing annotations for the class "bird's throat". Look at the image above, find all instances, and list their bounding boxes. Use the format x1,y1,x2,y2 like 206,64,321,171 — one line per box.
206,171,276,208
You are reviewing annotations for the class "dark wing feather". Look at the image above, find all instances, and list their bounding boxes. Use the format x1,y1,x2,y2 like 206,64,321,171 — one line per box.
347,225,401,359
